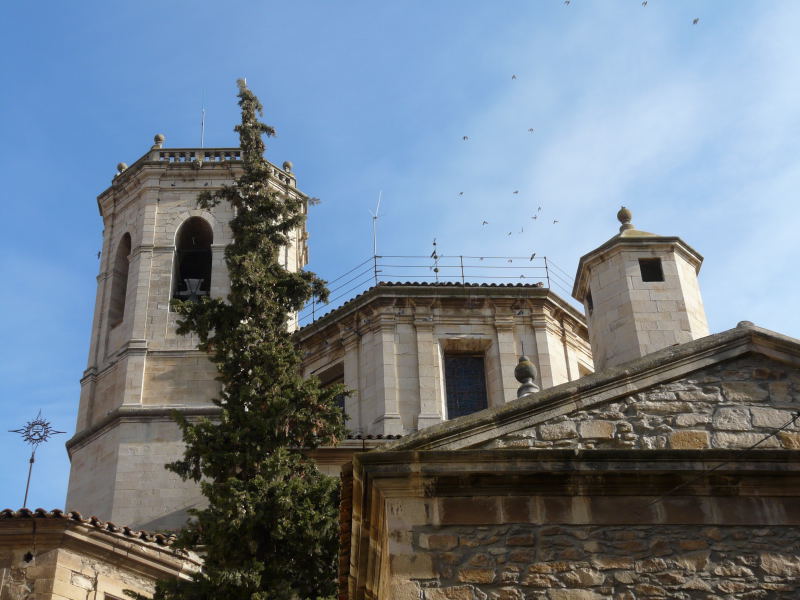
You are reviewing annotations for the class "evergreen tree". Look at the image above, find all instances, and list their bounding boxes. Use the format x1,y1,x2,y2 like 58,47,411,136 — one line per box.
152,79,346,600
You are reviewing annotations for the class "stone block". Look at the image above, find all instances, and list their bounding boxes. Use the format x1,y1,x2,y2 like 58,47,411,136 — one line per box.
721,382,768,403
539,422,577,441
674,414,710,427
425,585,480,600
712,407,751,431
457,568,496,584
778,432,800,449
578,421,615,440
714,432,781,449
751,407,796,429
547,590,601,600
760,553,800,577
669,430,709,449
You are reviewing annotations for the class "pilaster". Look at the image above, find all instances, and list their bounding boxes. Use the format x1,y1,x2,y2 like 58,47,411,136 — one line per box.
414,302,444,429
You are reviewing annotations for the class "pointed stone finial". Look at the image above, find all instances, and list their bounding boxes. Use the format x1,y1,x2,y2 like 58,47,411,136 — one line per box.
153,133,165,149
617,206,634,232
514,355,540,398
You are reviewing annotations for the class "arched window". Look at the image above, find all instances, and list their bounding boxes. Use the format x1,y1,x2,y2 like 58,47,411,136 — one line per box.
108,233,131,328
173,217,213,302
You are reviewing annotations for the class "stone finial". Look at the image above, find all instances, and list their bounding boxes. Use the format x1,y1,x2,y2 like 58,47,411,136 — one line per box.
514,355,540,398
116,162,128,173
282,160,293,173
617,206,634,232
153,133,165,149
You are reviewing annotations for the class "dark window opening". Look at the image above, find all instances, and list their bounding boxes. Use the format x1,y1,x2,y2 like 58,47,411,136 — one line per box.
318,362,346,414
639,258,664,282
108,233,131,328
444,354,488,419
586,290,594,315
173,217,213,302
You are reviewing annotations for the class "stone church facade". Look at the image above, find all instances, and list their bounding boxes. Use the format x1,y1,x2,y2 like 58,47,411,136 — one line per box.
3,136,800,599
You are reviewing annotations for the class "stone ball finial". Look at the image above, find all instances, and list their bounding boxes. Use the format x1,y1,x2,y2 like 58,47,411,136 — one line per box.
282,160,293,173
737,320,754,328
116,162,128,173
617,206,634,232
514,355,540,398
153,133,165,148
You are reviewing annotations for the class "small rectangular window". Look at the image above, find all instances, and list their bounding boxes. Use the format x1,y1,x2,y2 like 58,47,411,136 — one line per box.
639,258,664,282
444,355,488,419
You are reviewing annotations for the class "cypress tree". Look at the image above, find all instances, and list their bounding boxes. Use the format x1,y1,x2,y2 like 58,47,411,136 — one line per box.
151,79,346,600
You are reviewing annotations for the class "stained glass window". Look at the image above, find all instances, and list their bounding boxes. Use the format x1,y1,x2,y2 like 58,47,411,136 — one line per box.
444,354,488,419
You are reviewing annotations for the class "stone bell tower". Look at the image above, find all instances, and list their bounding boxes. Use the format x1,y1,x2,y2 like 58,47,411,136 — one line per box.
572,207,709,371
65,135,308,530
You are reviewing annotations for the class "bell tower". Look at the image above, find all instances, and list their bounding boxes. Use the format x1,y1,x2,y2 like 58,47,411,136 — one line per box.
65,135,309,530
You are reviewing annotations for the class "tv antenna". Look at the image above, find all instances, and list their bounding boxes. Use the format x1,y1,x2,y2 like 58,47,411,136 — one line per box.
10,410,65,508
368,190,382,258
200,89,206,148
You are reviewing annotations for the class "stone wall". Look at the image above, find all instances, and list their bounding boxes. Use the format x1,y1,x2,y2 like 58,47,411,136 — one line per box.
482,355,800,451
407,524,800,599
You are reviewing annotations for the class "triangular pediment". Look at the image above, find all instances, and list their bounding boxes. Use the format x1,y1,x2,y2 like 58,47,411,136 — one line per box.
388,324,800,451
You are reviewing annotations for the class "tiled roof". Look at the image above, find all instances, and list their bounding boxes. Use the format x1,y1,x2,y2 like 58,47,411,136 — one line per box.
0,508,177,546
345,433,402,440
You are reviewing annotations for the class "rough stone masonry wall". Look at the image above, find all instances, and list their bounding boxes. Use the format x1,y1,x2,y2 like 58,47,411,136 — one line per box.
482,355,800,451
409,524,800,599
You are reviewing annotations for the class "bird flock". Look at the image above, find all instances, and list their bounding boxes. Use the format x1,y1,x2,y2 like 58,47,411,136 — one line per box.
456,1,701,241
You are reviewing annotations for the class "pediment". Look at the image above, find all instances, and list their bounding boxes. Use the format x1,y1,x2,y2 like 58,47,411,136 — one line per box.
388,323,800,451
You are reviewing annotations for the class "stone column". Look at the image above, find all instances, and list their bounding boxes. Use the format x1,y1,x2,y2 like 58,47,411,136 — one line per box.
373,311,403,436
414,303,444,429
339,324,362,434
492,300,519,404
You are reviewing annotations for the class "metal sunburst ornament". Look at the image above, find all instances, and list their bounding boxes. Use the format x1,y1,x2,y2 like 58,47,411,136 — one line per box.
9,410,65,508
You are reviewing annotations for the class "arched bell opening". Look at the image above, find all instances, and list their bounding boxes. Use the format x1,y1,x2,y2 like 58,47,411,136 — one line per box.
108,233,131,328
172,217,213,302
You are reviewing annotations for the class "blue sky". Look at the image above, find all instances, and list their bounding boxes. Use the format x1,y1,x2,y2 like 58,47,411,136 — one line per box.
1,1,799,511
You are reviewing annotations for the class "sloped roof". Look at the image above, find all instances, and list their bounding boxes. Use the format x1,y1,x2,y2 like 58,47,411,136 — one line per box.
386,322,800,451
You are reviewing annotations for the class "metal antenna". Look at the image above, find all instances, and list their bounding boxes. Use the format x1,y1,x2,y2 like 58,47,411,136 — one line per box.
10,410,65,508
368,191,382,258
200,89,206,148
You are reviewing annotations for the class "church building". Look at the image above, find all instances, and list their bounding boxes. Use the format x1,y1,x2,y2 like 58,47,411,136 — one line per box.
2,137,800,600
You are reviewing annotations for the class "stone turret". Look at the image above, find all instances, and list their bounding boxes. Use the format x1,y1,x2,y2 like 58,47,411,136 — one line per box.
572,208,709,371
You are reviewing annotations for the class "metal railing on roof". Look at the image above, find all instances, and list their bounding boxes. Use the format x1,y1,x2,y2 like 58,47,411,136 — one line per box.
298,254,576,328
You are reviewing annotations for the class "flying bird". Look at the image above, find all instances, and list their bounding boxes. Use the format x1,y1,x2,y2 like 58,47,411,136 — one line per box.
513,190,519,194
564,0,570,4
459,192,464,196
507,259,513,263
532,215,538,220
511,74,517,80
642,1,647,5
538,206,542,212
482,220,489,226
97,251,101,259
507,232,512,236
462,136,469,141
693,18,699,24
529,253,536,261
528,128,535,133
553,219,559,224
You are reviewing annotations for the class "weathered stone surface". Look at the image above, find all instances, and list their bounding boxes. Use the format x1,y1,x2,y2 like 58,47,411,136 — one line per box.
669,430,709,449
547,590,600,600
778,431,800,449
578,421,615,439
714,432,781,449
760,553,800,577
674,413,710,427
539,422,577,441
712,407,751,431
721,381,769,403
750,407,796,429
